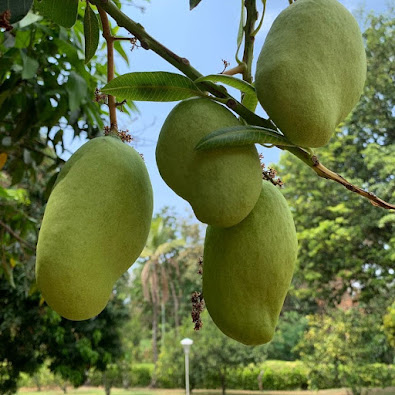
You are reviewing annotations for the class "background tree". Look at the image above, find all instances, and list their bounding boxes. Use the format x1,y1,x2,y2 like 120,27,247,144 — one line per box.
157,311,268,395
0,5,137,393
278,11,395,313
139,211,184,385
295,308,394,394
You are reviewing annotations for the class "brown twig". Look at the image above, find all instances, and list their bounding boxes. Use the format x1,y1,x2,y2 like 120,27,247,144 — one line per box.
284,147,395,210
222,63,246,76
0,220,36,251
97,6,117,132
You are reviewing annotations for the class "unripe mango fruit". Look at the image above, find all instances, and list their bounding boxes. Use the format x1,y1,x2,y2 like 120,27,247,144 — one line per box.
203,181,298,345
255,0,366,148
156,98,262,228
36,136,153,320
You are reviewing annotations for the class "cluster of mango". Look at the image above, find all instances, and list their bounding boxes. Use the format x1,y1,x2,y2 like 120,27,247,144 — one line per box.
35,0,366,346
155,0,366,345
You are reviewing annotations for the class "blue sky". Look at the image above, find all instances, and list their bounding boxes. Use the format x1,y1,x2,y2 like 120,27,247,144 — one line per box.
64,0,391,219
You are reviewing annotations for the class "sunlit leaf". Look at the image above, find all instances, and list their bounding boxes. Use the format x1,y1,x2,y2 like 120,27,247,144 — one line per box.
20,51,39,79
195,125,295,151
102,72,204,102
195,74,255,95
34,0,79,28
114,40,129,65
65,71,88,112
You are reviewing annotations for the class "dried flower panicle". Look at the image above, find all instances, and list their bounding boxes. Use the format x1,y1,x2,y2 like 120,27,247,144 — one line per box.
260,154,284,188
130,37,141,51
221,59,230,73
191,291,205,331
197,256,203,276
104,127,133,143
0,10,12,31
118,130,133,143
94,88,108,104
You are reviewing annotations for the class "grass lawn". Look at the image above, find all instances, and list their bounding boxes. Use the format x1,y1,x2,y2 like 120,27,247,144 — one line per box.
17,387,395,395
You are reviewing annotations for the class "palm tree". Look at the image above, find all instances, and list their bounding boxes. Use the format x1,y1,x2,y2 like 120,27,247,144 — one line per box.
140,215,184,386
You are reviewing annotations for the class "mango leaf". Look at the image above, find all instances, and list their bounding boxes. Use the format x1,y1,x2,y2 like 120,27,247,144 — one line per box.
0,0,34,24
83,3,99,64
195,74,255,96
235,0,245,63
190,0,202,10
66,71,88,112
34,0,79,28
20,51,39,79
101,72,204,102
195,125,295,151
114,40,129,65
243,92,258,112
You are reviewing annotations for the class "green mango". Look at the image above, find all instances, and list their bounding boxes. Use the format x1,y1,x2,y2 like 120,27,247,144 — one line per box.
255,0,366,148
36,136,153,320
203,181,298,345
156,98,262,228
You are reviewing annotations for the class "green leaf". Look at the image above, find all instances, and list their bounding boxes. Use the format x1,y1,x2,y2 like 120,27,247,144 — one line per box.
83,3,99,64
235,0,245,64
101,72,204,102
0,0,34,24
34,0,78,28
20,51,39,79
190,0,202,10
195,125,295,151
243,92,258,112
65,71,88,112
195,74,255,95
114,40,129,65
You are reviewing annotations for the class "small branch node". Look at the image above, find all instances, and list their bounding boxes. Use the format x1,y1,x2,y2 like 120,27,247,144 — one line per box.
140,40,150,50
226,99,237,110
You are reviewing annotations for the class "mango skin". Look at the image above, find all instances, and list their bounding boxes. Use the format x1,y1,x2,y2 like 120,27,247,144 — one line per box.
156,98,262,228
255,0,367,148
36,136,153,321
203,181,298,345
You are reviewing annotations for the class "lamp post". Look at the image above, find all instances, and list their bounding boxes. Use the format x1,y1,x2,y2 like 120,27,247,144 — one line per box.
180,338,193,395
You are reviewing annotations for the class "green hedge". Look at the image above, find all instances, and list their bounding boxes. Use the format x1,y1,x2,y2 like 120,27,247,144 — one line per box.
226,360,309,390
19,360,395,391
87,363,154,388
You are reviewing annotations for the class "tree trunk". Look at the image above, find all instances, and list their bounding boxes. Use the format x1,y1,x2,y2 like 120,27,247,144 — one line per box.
161,300,166,349
220,368,227,395
103,372,111,395
169,280,180,331
150,299,159,387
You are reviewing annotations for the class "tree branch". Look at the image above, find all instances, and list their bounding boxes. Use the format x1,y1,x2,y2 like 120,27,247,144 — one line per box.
242,0,258,84
90,0,394,210
90,0,273,129
284,147,395,210
97,6,117,131
0,220,36,251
